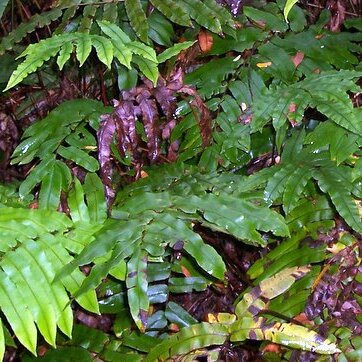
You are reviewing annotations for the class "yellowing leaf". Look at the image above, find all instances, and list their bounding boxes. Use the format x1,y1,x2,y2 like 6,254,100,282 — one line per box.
256,61,272,68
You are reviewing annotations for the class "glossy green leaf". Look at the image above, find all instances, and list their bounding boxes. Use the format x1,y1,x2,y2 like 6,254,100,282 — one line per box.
149,0,191,27
57,145,99,172
157,41,195,63
38,162,63,209
1,251,58,346
176,194,289,246
57,41,74,70
182,0,222,33
91,35,114,68
98,20,131,44
37,235,99,314
4,36,63,91
243,6,288,32
98,20,132,68
148,11,175,46
0,275,37,355
12,99,109,166
165,302,198,328
314,166,362,233
68,178,90,223
126,249,149,331
75,34,92,66
84,173,107,224
251,71,362,133
124,0,149,43
132,55,158,86
127,41,158,63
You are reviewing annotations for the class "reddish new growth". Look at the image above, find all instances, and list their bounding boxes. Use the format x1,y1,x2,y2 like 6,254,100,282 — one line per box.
98,69,211,202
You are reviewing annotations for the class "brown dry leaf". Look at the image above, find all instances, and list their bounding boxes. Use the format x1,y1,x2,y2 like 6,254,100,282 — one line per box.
198,30,213,52
262,343,282,354
169,323,180,332
328,0,346,32
293,312,314,326
291,51,304,67
181,265,192,277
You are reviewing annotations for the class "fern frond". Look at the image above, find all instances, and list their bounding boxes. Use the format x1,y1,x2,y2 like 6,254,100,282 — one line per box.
185,57,239,98
11,99,108,208
102,3,119,23
97,20,133,68
57,42,74,70
124,0,149,43
0,274,38,355
314,165,362,233
305,121,362,165
0,8,63,55
12,99,108,165
90,35,114,68
4,30,163,90
59,164,290,330
149,0,191,27
0,199,102,356
183,0,222,33
75,33,92,66
251,70,362,133
3,35,65,91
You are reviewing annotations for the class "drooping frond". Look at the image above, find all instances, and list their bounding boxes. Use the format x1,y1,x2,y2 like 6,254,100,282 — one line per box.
0,204,100,358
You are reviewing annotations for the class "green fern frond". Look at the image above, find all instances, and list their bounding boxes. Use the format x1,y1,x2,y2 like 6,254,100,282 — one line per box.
251,70,362,133
11,99,109,208
149,0,191,27
59,164,290,330
0,187,104,356
4,27,193,90
305,121,362,165
314,165,362,233
263,133,361,232
124,0,149,43
0,8,63,55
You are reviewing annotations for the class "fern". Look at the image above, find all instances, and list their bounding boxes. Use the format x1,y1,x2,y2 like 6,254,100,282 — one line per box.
0,201,102,358
124,0,149,43
251,70,362,133
4,22,196,90
145,267,340,360
10,99,110,208
0,8,64,55
58,163,289,330
260,129,362,233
